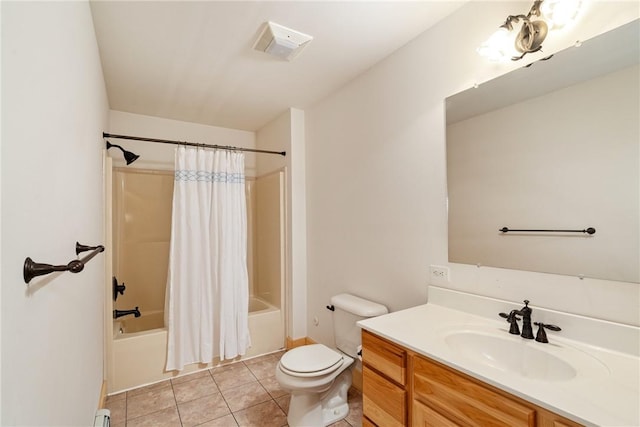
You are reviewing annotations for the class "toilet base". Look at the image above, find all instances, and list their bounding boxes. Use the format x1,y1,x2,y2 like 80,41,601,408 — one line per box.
287,369,352,427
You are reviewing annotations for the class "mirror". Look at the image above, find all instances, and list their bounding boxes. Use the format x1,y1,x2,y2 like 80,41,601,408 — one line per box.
446,20,639,283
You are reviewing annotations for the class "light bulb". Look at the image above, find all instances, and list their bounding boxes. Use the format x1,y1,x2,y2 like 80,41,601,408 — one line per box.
541,0,582,29
477,27,518,62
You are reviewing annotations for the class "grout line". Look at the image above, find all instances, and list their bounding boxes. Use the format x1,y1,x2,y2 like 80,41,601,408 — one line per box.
168,378,183,427
120,358,373,427
216,376,237,426
231,410,241,426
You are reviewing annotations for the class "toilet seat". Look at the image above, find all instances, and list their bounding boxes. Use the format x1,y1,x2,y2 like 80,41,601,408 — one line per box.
280,344,344,378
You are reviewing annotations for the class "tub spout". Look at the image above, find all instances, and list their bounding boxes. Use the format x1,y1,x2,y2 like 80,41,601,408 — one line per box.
113,307,141,319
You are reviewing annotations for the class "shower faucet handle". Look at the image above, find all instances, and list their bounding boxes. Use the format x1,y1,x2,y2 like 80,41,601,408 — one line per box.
113,276,126,301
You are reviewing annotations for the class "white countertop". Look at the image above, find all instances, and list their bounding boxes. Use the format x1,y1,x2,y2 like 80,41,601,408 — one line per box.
358,288,640,427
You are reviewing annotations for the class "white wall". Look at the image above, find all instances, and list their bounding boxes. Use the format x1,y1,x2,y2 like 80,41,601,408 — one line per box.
256,108,308,340
108,110,256,174
1,2,109,425
305,1,640,346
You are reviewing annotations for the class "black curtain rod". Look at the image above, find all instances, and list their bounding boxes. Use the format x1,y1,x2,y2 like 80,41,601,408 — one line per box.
103,132,286,157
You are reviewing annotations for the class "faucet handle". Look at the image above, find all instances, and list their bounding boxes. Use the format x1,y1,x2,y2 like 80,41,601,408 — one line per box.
499,312,521,321
113,276,126,301
499,311,521,335
534,322,561,343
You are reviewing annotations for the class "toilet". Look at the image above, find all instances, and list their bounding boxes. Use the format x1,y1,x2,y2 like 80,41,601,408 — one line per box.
275,293,388,427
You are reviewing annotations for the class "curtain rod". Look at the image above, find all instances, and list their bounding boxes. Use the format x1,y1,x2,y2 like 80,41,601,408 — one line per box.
103,132,286,157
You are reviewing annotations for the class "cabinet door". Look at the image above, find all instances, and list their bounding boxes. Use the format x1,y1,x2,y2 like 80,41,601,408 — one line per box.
537,407,584,427
413,400,461,427
362,416,377,427
362,330,406,385
413,355,535,427
363,365,407,427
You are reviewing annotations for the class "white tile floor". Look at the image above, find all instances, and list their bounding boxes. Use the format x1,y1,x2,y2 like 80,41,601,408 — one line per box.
105,352,363,427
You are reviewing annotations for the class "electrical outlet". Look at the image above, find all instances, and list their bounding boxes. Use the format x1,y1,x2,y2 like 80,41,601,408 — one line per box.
429,265,450,285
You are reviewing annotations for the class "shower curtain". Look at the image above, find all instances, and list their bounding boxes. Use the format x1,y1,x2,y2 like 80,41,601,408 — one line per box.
165,147,251,371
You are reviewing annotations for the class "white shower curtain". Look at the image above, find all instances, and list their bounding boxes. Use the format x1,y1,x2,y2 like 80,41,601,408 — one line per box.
165,147,251,371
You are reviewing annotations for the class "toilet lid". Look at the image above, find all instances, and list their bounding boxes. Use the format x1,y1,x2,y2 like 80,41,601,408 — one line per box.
280,344,344,377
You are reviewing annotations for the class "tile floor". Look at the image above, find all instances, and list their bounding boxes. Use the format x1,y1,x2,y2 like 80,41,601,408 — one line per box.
105,351,363,427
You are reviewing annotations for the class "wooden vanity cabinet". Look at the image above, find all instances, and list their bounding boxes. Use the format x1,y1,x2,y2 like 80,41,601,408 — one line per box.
412,354,535,426
361,330,584,427
362,330,408,426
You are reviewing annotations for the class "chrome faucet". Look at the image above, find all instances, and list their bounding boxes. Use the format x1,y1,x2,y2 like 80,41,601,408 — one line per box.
113,306,141,319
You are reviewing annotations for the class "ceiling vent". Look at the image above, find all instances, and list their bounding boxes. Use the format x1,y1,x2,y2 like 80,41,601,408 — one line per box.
253,21,313,61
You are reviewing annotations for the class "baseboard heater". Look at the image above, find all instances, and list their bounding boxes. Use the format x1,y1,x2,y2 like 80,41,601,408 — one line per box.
94,409,110,427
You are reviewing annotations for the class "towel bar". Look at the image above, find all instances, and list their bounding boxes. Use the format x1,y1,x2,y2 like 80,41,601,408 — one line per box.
23,242,105,284
499,227,596,234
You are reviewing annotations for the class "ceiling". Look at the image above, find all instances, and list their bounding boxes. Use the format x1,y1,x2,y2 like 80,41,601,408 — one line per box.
90,1,466,132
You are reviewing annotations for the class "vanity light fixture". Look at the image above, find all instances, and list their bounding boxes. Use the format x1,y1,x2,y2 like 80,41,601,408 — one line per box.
477,0,581,62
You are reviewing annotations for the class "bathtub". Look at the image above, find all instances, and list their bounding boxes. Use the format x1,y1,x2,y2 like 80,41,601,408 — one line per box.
109,296,284,393
114,310,164,336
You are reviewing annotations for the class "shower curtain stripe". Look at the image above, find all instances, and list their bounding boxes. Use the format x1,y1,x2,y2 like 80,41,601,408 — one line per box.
175,170,245,183
165,147,251,371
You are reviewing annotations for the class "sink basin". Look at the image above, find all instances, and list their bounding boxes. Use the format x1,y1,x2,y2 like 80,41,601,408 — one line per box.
444,330,609,382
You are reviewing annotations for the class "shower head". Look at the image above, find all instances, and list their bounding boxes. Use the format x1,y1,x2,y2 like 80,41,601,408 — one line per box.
106,141,140,165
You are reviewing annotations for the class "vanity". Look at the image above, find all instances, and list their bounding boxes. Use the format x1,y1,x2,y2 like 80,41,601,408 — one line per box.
357,20,640,427
358,286,640,427
355,18,640,427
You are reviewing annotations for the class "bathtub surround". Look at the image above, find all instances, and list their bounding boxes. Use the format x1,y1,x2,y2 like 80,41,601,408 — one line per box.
112,168,174,320
166,148,251,371
115,311,165,334
248,170,285,309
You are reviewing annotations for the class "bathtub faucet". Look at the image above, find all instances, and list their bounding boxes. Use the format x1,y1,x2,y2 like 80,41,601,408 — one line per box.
113,306,141,319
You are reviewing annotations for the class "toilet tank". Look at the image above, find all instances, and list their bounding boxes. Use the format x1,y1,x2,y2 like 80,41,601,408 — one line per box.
331,293,388,358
